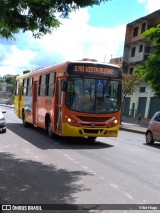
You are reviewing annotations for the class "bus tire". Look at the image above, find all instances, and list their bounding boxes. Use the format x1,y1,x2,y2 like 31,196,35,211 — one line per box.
2,129,6,133
88,137,97,142
22,111,28,127
47,119,54,138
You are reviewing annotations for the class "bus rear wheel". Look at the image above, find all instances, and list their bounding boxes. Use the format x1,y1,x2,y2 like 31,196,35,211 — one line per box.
22,112,28,127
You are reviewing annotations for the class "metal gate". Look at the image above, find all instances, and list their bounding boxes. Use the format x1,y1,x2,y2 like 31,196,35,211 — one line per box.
137,97,147,117
148,97,160,119
123,97,130,116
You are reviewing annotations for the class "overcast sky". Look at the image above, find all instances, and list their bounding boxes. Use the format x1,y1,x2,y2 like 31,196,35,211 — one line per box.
0,0,160,76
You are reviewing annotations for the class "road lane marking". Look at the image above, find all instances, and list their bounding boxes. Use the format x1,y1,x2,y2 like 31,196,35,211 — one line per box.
81,166,89,170
126,193,133,200
63,153,74,161
99,176,105,180
110,184,119,189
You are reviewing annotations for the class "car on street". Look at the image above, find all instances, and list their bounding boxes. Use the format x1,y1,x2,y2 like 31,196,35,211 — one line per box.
0,108,6,133
145,111,160,144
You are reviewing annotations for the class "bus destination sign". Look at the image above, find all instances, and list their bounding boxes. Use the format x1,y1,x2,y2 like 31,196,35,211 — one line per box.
75,65,114,75
67,63,122,78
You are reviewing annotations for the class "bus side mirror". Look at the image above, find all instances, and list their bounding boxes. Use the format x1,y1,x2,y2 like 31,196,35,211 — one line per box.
62,81,68,91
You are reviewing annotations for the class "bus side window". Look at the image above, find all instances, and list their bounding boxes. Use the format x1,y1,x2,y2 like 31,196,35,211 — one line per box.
28,77,33,96
26,78,30,96
45,73,50,96
22,79,27,96
42,72,56,97
15,80,19,95
49,72,56,97
39,74,46,96
38,76,41,96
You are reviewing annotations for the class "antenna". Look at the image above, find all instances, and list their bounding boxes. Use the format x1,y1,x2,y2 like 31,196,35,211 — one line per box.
103,54,106,63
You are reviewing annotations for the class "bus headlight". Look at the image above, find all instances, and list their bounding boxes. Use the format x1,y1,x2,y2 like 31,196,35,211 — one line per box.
67,118,72,123
107,119,118,128
65,116,79,126
114,119,118,124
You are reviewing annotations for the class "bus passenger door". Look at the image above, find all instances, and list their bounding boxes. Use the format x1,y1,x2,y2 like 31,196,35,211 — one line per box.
56,78,64,134
18,84,22,117
33,81,38,125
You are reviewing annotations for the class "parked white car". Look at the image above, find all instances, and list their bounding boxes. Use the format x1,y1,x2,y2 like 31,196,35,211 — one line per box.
0,108,6,133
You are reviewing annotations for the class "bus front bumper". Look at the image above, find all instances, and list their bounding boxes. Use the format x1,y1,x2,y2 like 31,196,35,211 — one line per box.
62,123,120,137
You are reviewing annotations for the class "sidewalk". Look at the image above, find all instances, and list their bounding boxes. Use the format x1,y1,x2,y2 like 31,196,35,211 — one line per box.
120,116,149,134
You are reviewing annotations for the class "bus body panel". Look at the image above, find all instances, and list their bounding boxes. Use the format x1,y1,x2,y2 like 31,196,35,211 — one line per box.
62,123,120,137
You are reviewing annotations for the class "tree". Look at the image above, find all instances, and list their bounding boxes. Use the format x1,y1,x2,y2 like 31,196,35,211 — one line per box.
3,75,17,104
122,73,141,117
23,70,30,74
0,0,109,39
122,73,141,98
135,24,160,97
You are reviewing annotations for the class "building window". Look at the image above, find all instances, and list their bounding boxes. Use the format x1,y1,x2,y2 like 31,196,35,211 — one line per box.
129,67,134,74
139,44,143,52
145,46,150,53
141,23,146,34
133,26,139,37
131,47,136,57
139,87,146,92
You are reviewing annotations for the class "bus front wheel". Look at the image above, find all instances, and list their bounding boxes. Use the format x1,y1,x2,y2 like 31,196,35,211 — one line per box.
47,119,54,138
88,137,97,142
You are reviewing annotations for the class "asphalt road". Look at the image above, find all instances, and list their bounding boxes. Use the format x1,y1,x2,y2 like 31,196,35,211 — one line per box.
0,107,160,212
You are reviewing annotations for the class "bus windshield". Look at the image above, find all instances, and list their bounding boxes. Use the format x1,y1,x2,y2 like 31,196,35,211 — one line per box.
66,77,121,114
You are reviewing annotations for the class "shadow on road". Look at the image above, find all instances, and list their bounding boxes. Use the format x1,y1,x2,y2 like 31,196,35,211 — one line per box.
6,123,114,150
0,152,90,207
143,143,160,149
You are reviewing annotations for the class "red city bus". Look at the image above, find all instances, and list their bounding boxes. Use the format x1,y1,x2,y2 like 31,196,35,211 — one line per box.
14,60,123,141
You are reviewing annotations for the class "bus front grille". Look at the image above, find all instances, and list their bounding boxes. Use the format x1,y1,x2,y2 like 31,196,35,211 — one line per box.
80,123,103,127
83,129,103,134
77,116,109,122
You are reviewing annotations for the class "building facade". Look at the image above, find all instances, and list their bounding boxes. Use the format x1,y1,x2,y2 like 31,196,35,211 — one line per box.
0,75,14,99
122,9,160,119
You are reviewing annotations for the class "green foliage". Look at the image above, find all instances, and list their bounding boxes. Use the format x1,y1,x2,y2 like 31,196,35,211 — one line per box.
2,75,17,104
142,24,160,45
0,0,109,39
122,73,141,97
5,75,17,86
23,70,30,74
135,24,160,97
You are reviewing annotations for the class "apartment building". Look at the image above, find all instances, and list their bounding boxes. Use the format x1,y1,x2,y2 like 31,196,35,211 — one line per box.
122,9,160,119
110,57,123,69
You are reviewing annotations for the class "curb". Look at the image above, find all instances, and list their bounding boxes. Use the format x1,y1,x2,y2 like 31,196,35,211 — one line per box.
120,126,146,134
0,104,14,108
